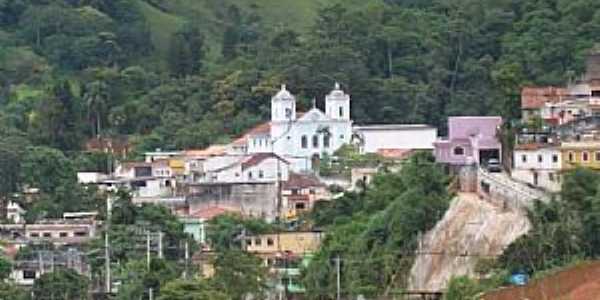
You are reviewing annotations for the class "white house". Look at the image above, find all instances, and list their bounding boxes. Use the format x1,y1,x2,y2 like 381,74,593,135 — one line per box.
200,153,290,183
512,143,562,192
241,83,353,171
353,124,437,154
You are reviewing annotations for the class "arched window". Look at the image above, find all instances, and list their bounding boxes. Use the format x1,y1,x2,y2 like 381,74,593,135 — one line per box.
583,151,590,162
323,135,330,148
339,106,344,117
453,146,464,156
301,136,308,148
313,135,319,148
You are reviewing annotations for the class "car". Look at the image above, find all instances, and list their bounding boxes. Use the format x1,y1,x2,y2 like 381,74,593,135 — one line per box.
487,158,502,172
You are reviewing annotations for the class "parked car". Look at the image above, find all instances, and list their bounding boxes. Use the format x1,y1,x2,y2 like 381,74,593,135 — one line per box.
487,158,502,172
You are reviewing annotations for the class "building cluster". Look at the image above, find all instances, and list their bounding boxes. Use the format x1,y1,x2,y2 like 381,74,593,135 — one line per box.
512,52,600,192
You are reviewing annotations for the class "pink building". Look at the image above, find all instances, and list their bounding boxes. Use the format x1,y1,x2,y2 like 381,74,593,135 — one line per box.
434,116,503,165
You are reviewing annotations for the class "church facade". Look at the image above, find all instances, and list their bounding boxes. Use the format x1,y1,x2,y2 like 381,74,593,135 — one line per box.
245,84,353,171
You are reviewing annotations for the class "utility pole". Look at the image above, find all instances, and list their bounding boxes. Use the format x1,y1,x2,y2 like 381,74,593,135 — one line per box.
336,255,341,300
158,231,163,259
104,231,111,294
183,240,189,280
146,230,151,269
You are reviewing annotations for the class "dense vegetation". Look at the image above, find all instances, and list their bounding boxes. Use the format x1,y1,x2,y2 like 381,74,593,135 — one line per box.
1,0,599,216
304,152,452,298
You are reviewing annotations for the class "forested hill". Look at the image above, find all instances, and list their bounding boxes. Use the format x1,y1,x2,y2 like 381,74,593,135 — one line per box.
1,0,600,154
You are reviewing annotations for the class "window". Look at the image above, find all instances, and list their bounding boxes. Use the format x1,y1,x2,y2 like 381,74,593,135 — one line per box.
596,152,600,162
259,170,264,178
285,108,292,118
295,202,306,210
568,152,574,162
324,135,330,148
59,232,68,238
43,232,51,238
267,238,274,246
248,172,253,179
74,231,87,237
30,233,39,238
23,270,36,280
592,90,600,97
312,135,319,148
340,134,344,140
538,155,543,163
583,151,590,162
553,154,559,163
301,135,308,148
309,188,316,195
255,238,262,246
549,173,554,182
339,106,344,117
522,155,527,163
454,147,464,156
291,188,299,195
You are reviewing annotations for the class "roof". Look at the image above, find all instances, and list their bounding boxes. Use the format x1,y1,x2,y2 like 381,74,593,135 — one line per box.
521,86,568,109
189,206,239,220
241,153,288,170
283,173,325,189
354,124,434,131
273,84,295,101
184,145,228,158
514,143,558,151
376,149,415,159
231,122,272,147
561,142,600,149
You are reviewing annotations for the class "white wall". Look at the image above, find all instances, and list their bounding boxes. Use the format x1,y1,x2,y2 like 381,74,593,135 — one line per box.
513,148,562,192
513,148,562,170
356,126,437,153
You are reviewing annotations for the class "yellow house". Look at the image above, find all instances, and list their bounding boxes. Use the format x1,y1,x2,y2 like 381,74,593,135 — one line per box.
168,158,185,175
561,142,600,170
244,231,323,255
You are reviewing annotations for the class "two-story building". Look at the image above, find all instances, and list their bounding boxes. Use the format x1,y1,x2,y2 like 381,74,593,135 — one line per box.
281,173,328,220
434,116,503,167
512,143,562,192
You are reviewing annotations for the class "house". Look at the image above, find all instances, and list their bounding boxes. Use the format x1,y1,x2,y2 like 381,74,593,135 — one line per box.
0,218,98,246
244,231,323,295
352,124,437,154
10,249,90,286
434,116,503,166
180,206,239,245
199,153,290,184
281,173,329,219
561,141,600,170
186,182,280,221
144,150,183,163
7,201,25,224
85,135,131,158
520,86,569,124
512,143,562,192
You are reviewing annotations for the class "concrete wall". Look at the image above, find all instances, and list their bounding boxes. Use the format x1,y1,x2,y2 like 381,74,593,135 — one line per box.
187,183,279,221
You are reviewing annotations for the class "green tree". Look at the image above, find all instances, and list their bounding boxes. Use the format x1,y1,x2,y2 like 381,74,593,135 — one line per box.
213,250,267,300
20,146,75,194
158,279,229,300
32,268,89,300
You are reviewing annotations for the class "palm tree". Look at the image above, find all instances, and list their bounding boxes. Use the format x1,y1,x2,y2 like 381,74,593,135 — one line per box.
84,80,109,137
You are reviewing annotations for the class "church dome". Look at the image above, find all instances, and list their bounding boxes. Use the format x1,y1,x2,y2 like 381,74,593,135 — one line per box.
327,82,348,98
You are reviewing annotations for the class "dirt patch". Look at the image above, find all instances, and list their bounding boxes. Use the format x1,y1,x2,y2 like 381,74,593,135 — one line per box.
408,193,531,291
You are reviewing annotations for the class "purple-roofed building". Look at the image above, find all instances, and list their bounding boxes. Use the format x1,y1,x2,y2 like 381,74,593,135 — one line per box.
434,116,503,166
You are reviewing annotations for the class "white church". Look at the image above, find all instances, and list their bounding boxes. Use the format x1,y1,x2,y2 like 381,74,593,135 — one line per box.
233,83,353,171
230,83,437,172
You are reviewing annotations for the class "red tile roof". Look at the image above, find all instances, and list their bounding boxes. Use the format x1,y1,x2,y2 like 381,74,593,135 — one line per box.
241,153,288,170
376,149,415,160
521,87,568,109
283,172,325,189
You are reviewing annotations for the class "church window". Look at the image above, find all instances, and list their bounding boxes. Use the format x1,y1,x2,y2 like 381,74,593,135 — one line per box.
248,172,253,179
313,135,319,148
259,170,264,178
339,106,343,117
301,136,308,148
285,108,292,119
324,135,330,148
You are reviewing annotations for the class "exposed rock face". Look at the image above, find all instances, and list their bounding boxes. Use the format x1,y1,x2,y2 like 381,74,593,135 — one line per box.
408,193,531,292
